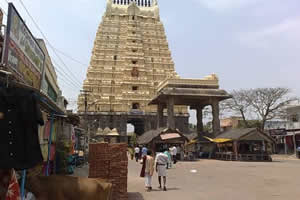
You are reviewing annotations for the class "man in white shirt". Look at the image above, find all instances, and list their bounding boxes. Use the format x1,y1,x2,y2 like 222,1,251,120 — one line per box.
134,146,140,162
155,151,169,191
170,146,177,164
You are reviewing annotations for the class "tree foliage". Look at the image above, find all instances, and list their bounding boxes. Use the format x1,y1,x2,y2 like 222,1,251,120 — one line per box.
223,87,297,130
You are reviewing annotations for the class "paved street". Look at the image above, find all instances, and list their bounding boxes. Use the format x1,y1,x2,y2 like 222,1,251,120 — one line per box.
128,158,300,200
74,157,300,200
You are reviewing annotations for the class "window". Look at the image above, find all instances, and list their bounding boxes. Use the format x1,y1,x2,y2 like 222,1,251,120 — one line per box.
151,57,154,62
132,16,135,20
132,103,140,109
131,67,139,77
113,55,117,60
132,86,138,91
132,31,136,34
132,60,137,64
291,114,299,122
132,40,136,43
110,96,115,101
132,49,137,53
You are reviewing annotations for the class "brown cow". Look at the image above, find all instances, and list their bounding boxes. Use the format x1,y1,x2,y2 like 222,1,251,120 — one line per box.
26,175,113,200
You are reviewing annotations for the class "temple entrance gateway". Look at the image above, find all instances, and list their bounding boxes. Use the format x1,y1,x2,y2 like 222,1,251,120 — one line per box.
84,113,189,141
77,0,190,137
127,118,145,136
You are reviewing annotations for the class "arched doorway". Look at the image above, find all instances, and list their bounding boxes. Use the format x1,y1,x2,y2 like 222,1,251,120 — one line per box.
127,118,145,136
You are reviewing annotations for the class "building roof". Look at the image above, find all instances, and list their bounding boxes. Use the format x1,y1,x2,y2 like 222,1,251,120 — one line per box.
184,132,198,141
216,128,257,140
216,128,275,143
137,128,188,145
149,86,231,106
160,133,181,140
137,128,166,145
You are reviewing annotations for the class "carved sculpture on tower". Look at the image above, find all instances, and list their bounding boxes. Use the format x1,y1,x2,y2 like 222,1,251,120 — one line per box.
78,0,189,137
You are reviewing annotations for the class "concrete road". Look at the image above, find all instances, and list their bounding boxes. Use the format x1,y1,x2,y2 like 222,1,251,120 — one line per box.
128,158,300,200
73,157,300,200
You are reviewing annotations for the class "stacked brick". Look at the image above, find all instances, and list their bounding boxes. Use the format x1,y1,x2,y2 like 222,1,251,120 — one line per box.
89,143,128,200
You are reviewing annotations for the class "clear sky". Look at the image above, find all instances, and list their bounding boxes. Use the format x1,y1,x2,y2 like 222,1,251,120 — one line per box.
1,0,300,123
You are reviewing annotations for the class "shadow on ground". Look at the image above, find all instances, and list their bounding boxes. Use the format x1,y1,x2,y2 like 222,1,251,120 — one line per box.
150,187,180,192
128,192,145,200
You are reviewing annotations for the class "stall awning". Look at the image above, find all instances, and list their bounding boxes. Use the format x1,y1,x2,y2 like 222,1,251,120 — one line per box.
160,133,181,140
203,136,232,143
186,139,197,145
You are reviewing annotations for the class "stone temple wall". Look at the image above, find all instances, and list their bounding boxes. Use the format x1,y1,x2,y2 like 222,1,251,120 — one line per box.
85,114,189,136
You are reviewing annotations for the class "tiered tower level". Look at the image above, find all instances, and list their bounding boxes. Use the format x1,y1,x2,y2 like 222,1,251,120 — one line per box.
78,0,189,136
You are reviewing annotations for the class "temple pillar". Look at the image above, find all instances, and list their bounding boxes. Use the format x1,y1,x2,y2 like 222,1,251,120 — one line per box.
212,99,221,135
144,118,152,132
167,96,175,130
196,106,204,136
233,141,239,161
157,103,164,129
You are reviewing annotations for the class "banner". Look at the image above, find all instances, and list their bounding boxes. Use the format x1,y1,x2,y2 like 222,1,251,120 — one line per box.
3,3,45,89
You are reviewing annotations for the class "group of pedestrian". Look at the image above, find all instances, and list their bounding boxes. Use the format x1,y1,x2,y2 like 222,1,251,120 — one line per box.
134,146,148,162
140,148,175,192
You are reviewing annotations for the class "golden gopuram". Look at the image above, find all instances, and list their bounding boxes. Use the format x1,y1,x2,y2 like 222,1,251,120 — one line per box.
78,0,189,137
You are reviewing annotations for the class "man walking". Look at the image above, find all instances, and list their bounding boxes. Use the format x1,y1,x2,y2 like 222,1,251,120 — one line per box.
144,150,155,191
164,149,172,169
155,150,169,191
134,146,140,162
142,146,148,157
170,146,177,164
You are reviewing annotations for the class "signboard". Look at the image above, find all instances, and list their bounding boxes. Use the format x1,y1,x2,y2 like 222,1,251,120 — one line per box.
3,3,45,89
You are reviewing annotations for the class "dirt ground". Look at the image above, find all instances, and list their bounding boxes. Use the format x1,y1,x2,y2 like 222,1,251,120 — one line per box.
74,156,300,200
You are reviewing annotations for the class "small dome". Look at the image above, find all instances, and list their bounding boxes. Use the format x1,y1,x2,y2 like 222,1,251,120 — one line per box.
107,128,120,136
98,128,103,132
103,127,111,135
96,128,104,136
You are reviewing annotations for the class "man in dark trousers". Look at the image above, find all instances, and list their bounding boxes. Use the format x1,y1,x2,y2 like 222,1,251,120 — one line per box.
134,146,140,162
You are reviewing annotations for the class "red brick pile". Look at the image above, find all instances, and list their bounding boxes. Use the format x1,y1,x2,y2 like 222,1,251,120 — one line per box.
89,143,128,200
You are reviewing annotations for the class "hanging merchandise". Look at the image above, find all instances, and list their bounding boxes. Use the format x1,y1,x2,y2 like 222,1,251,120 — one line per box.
0,169,11,199
6,170,21,200
0,86,44,170
40,144,49,162
38,112,48,143
43,120,51,140
0,169,21,200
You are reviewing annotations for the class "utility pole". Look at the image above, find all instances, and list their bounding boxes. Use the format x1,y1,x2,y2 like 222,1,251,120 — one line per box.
80,90,91,162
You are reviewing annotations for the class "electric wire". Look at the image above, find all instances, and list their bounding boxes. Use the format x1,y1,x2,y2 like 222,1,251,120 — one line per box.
54,66,82,89
56,74,80,91
1,0,83,90
52,47,88,67
17,0,84,87
2,0,83,89
52,59,82,88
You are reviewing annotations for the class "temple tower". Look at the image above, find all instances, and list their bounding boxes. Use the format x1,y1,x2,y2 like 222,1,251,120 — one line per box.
78,0,189,137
